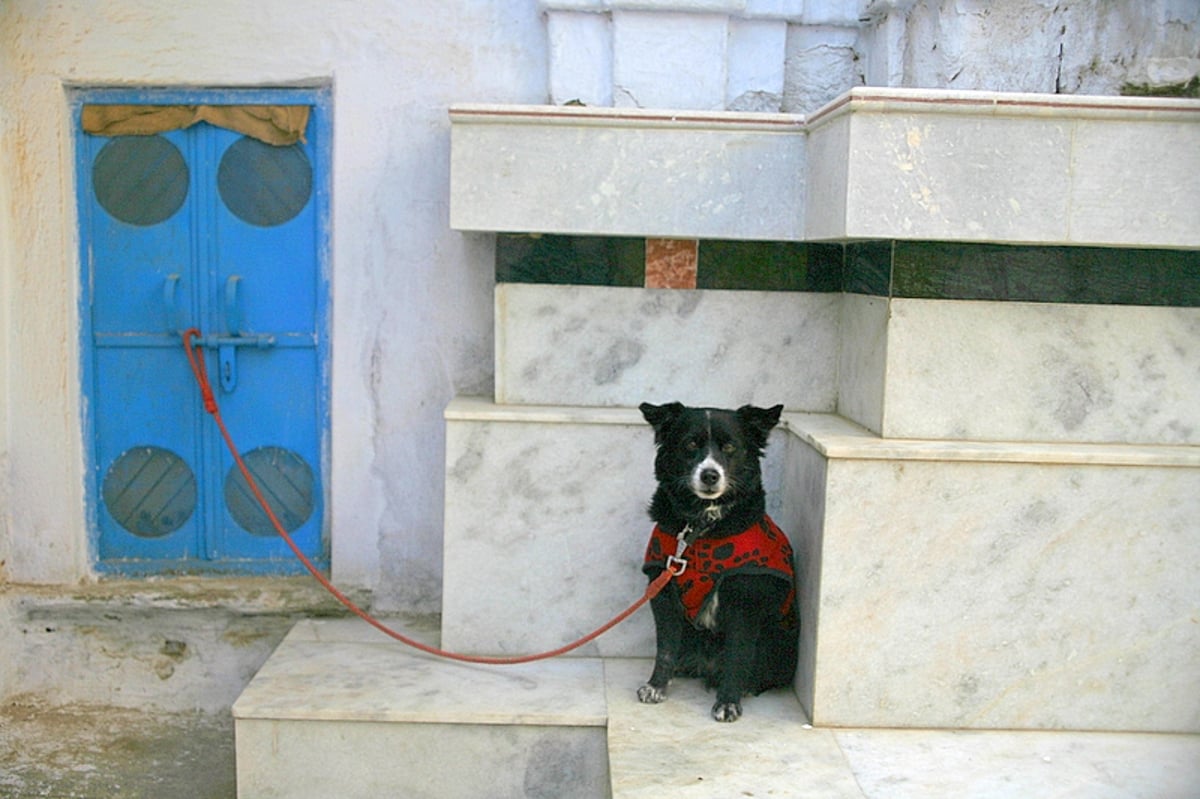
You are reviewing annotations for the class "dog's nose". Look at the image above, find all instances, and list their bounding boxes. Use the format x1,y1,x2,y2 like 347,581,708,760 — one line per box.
700,468,721,487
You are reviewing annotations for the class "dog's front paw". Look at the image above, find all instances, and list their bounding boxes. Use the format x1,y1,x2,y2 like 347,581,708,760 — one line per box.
712,700,742,722
637,683,667,704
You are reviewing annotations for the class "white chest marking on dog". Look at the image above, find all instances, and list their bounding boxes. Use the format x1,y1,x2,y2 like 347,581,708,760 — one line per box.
697,590,720,630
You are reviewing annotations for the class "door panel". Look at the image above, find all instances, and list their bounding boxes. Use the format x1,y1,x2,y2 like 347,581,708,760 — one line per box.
93,346,204,562
79,91,328,574
210,346,323,561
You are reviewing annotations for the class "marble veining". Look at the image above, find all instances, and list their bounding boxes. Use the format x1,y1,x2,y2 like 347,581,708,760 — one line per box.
440,399,1199,730
452,91,1199,248
496,284,840,410
234,637,1200,798
450,104,806,240
836,728,1200,799
812,456,1200,731
496,287,1200,444
883,300,1200,444
442,416,660,657
237,717,609,799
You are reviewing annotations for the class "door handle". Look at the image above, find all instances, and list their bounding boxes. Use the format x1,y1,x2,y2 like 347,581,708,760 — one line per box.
163,274,182,333
224,275,243,336
214,274,263,393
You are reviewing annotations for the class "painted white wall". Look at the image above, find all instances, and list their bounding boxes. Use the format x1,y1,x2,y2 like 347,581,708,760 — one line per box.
0,1,547,608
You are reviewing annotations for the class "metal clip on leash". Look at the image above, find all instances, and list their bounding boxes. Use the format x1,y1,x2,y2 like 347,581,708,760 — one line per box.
665,525,693,577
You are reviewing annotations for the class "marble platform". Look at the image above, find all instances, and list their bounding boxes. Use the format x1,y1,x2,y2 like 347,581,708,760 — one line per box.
442,398,1200,732
787,412,1200,733
450,89,1200,247
806,89,1200,248
233,623,1200,797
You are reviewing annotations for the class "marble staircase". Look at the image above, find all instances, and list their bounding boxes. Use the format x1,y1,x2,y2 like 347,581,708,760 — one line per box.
234,282,1199,794
439,282,1200,733
233,620,1200,798
235,89,1200,795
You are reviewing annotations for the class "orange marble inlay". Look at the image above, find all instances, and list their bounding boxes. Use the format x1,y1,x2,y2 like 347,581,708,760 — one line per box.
644,238,698,289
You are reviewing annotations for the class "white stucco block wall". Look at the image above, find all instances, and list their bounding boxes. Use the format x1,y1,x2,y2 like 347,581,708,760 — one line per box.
0,1,548,608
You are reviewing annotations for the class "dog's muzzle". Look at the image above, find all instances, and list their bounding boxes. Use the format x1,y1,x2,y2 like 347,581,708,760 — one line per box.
691,455,727,499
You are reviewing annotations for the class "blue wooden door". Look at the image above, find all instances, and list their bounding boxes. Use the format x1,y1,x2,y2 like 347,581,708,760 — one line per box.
78,91,328,574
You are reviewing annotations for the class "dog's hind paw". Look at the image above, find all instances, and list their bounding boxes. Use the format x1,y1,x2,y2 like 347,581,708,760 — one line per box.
637,683,666,704
712,700,742,722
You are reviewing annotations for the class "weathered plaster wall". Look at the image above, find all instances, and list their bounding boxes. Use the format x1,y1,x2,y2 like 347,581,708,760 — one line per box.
865,0,1200,99
543,1,1200,114
0,1,547,608
0,87,11,584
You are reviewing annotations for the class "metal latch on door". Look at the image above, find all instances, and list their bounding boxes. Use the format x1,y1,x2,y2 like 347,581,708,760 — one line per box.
165,273,275,393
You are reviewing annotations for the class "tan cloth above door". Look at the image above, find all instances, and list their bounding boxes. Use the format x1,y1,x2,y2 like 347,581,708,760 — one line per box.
81,104,309,146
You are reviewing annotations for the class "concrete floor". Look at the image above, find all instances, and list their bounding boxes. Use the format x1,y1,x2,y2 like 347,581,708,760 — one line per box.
0,698,235,799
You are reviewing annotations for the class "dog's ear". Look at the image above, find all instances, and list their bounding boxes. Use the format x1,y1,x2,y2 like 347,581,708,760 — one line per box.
736,404,783,448
640,402,684,434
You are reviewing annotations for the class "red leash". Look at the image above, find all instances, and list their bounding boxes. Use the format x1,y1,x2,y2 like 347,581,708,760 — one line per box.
183,328,676,665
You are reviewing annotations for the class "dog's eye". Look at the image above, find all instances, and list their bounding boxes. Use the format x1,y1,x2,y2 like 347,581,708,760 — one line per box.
721,442,736,454
685,438,701,451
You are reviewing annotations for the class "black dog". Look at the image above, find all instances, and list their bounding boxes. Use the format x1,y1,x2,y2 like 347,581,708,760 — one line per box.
637,402,798,722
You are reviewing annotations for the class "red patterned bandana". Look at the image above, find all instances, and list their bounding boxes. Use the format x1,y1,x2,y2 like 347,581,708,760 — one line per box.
643,515,797,631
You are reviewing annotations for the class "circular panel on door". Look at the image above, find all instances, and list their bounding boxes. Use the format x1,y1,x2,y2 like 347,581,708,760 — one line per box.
93,135,189,226
102,446,197,538
217,137,313,227
224,446,316,536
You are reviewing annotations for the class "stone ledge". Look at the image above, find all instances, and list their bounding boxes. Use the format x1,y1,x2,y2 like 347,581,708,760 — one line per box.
450,102,805,240
445,394,645,426
0,576,358,615
784,411,1200,468
445,398,1200,468
450,88,1200,247
807,86,1200,126
806,89,1200,247
450,103,804,131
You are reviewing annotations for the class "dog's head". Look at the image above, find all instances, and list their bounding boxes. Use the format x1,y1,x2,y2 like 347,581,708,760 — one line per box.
640,402,783,504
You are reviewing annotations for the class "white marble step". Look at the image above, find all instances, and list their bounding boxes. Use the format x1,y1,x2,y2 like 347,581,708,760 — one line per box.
496,284,1200,445
232,619,610,799
233,622,1200,798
